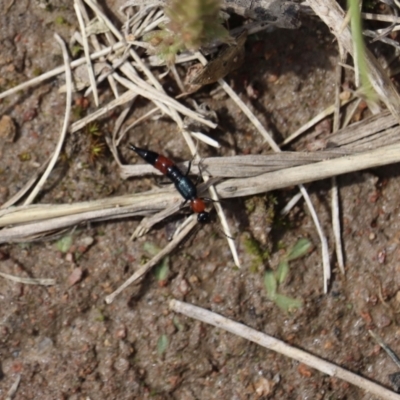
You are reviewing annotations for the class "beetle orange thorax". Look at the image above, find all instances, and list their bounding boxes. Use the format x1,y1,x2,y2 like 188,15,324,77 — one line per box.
190,198,206,213
154,155,174,175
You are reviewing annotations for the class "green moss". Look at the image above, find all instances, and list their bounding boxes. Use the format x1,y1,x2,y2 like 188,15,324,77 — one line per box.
243,235,269,263
54,16,67,25
32,67,43,77
18,152,31,162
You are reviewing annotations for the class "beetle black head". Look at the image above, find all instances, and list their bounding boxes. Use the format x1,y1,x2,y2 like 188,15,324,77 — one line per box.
197,211,210,223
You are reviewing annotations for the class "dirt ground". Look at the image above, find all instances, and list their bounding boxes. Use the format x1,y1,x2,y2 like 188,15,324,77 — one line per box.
1,1,400,399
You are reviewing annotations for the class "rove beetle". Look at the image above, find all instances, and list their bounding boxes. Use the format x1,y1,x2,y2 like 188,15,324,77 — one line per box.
129,144,210,223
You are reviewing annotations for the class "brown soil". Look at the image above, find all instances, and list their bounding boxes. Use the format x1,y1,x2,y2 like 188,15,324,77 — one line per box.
1,1,400,399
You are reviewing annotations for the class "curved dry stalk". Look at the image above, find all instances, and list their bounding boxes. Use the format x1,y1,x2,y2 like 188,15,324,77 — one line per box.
105,216,198,303
170,299,400,400
0,155,52,209
23,34,72,205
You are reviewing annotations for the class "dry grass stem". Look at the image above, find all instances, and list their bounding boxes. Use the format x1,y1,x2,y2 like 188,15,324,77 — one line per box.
0,272,56,286
280,191,303,217
170,299,400,400
5,374,21,400
331,52,345,275
0,187,177,224
332,177,345,274
299,184,330,292
3,142,400,243
216,143,400,198
326,110,397,147
130,202,183,239
189,131,220,148
112,72,216,129
74,0,99,106
369,330,400,370
362,12,400,24
342,97,363,129
105,216,198,303
23,34,72,205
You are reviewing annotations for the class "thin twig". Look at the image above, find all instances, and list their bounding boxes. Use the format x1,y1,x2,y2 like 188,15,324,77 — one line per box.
331,45,345,275
105,216,198,303
362,12,400,24
70,89,137,133
170,299,400,400
369,330,400,371
5,374,21,400
299,184,331,292
0,155,52,209
0,272,56,286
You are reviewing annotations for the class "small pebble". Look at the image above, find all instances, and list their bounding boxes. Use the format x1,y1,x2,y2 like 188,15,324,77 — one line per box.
369,232,376,241
0,115,16,142
179,279,190,295
68,268,83,286
253,377,271,397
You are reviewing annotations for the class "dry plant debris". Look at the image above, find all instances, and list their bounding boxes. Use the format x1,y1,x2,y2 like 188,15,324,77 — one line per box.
2,1,400,398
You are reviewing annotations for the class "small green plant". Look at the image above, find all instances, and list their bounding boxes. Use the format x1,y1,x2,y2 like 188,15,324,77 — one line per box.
85,122,107,164
56,235,73,253
347,0,375,100
154,257,169,283
264,238,311,312
143,242,170,284
54,16,67,26
143,0,231,63
18,152,31,162
157,334,168,356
